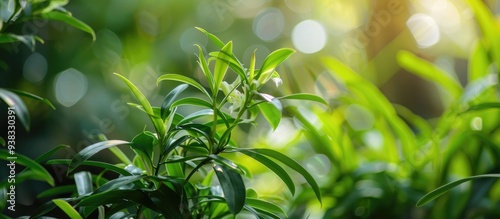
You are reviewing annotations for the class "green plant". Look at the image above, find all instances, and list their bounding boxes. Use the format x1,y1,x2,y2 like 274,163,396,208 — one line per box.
30,28,324,218
284,0,500,218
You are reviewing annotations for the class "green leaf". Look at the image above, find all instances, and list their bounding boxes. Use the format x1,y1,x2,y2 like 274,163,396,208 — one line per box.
115,73,165,139
94,175,146,194
39,0,68,13
238,150,295,196
209,154,246,175
417,174,500,207
179,109,214,125
0,137,5,147
257,48,295,85
161,84,188,120
131,131,156,160
397,50,463,99
47,159,131,176
37,185,76,199
0,0,15,21
466,0,500,72
0,150,54,186
468,41,490,82
35,144,70,162
41,11,96,41
279,93,328,106
196,27,225,48
157,73,211,98
53,199,83,219
74,171,93,196
68,140,130,173
257,93,282,112
0,88,31,131
245,148,322,204
213,164,246,215
108,146,132,165
246,198,287,218
0,34,39,51
8,89,56,110
171,97,212,109
465,102,500,112
257,102,281,130
195,44,215,92
162,135,190,157
214,42,233,95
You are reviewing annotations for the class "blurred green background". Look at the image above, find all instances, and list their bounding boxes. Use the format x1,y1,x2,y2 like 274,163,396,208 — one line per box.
2,0,500,218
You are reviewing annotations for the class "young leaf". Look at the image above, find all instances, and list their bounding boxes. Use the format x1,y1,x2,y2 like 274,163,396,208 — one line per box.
257,102,281,130
397,50,463,99
74,171,93,196
0,88,31,131
41,11,96,41
8,89,56,109
161,84,188,120
213,164,246,215
214,42,233,95
115,73,165,139
94,175,147,194
257,48,295,85
246,198,287,218
0,150,54,186
68,140,130,173
245,148,322,204
53,199,83,219
417,174,500,207
157,74,211,98
279,93,328,106
238,150,295,195
195,44,215,92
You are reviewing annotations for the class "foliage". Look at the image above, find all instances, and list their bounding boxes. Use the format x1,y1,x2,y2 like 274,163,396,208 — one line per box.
285,1,500,218
24,28,324,218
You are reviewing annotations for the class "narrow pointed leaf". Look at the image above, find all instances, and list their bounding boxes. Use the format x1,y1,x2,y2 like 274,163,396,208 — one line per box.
115,73,165,139
257,102,281,130
397,50,463,99
161,84,188,120
35,144,70,162
257,48,295,84
75,171,93,196
94,175,146,193
466,102,500,112
0,88,30,131
279,93,328,106
195,44,215,92
0,150,54,186
179,109,214,124
417,174,500,207
157,74,210,98
53,199,83,219
247,148,322,204
246,198,287,218
37,185,76,199
8,89,56,109
47,159,131,176
41,11,96,41
214,42,233,94
171,97,212,109
68,140,130,173
213,164,246,215
238,150,295,195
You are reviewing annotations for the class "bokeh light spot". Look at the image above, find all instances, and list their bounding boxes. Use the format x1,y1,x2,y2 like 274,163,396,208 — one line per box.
284,0,312,13
345,104,374,131
253,8,284,42
23,52,47,84
292,20,327,54
54,68,88,107
407,13,440,48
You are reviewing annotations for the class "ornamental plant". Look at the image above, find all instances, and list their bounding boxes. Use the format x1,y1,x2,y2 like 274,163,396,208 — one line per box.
29,28,324,218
